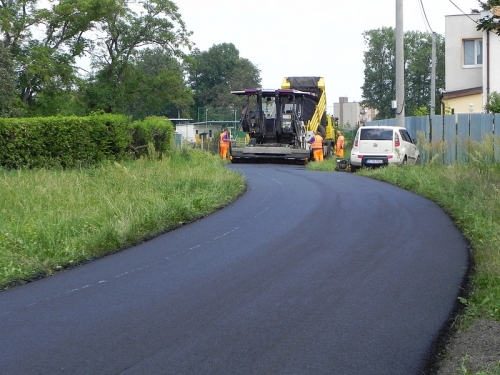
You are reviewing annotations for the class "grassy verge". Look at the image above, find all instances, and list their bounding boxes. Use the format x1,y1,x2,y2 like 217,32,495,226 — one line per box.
0,149,245,289
306,157,338,171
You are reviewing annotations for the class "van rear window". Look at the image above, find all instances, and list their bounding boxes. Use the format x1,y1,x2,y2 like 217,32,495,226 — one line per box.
360,129,393,140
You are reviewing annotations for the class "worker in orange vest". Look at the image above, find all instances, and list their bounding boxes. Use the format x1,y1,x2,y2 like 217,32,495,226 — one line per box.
336,130,345,158
219,128,230,159
308,131,324,162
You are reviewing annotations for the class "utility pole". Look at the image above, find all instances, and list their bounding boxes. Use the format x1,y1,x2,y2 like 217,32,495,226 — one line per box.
430,32,436,117
396,0,405,127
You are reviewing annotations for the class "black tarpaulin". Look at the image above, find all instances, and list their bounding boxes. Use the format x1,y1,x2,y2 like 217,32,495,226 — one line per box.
285,77,322,96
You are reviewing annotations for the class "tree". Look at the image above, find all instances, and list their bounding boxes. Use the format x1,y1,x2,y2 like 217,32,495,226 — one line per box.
88,0,192,114
361,28,445,120
361,28,395,120
0,41,16,116
1,0,122,108
474,0,500,36
188,43,261,110
404,31,445,116
484,92,500,113
124,48,193,119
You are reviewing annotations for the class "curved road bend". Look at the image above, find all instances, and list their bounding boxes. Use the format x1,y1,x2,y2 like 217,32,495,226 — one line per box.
0,164,469,375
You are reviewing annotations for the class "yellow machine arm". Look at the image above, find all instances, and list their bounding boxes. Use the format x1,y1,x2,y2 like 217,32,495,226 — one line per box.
306,87,326,133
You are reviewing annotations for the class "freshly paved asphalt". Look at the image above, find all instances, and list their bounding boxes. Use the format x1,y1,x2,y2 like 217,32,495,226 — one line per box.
0,164,469,375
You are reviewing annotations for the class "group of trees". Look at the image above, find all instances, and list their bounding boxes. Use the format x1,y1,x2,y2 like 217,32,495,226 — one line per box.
1,0,497,121
361,27,445,120
0,0,260,120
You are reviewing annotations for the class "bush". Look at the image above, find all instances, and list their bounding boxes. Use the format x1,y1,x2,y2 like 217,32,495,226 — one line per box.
0,114,132,169
485,92,500,113
129,117,174,159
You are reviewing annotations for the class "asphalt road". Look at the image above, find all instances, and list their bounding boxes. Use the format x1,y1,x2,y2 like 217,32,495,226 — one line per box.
0,164,469,375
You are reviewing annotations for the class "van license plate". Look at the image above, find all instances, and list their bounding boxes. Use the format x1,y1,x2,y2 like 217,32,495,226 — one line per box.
366,159,383,164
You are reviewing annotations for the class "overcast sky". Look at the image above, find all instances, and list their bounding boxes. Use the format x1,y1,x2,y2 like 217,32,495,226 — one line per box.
177,0,479,111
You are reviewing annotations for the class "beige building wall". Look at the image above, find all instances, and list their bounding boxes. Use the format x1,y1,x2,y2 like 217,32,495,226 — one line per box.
333,99,361,127
445,14,482,93
445,93,483,114
482,23,500,105
445,13,500,112
333,99,378,127
360,108,378,124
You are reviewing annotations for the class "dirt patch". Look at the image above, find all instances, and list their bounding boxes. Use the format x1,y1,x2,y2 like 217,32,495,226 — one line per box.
436,319,500,374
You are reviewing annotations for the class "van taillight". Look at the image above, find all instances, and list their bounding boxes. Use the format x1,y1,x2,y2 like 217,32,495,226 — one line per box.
395,133,400,147
354,139,358,147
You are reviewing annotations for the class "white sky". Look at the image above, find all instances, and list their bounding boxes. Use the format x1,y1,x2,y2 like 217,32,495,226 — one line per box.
177,0,479,111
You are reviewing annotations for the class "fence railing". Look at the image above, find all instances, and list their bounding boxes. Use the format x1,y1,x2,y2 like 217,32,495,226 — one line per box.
366,113,500,165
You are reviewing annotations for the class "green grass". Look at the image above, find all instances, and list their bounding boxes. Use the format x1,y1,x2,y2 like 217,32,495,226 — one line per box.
306,157,338,171
0,149,245,288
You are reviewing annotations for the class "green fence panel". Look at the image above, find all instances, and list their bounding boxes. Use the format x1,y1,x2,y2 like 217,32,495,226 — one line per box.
470,114,483,142
496,114,500,163
444,115,456,165
457,114,470,164
432,115,444,143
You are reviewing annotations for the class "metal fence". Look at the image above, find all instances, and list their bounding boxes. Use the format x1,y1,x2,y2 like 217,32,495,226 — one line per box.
197,108,240,123
366,114,500,165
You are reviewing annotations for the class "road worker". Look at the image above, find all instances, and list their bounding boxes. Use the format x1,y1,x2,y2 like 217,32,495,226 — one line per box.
308,131,324,162
219,128,230,159
336,130,345,158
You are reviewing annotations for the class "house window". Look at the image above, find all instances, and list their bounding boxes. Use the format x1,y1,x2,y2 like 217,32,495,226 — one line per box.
463,39,482,66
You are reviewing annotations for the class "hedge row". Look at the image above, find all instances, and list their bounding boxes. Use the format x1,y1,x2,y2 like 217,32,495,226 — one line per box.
0,115,174,169
130,116,174,158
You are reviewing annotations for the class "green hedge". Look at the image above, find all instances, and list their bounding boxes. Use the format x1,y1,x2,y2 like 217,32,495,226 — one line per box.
0,115,174,169
129,116,174,159
0,114,131,169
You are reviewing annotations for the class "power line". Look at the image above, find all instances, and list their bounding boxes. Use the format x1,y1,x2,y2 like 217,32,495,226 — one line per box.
448,0,479,24
419,0,435,33
418,0,430,32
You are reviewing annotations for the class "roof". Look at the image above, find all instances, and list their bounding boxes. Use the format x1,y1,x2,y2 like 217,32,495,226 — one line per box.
442,87,483,100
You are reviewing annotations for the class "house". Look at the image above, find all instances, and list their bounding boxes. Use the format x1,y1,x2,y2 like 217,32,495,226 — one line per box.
169,119,221,144
443,12,500,113
333,97,377,128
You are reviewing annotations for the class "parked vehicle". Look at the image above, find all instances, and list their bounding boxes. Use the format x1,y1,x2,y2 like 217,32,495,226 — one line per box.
350,126,420,171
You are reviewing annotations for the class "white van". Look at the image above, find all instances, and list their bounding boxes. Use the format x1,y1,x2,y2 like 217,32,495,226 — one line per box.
350,126,420,172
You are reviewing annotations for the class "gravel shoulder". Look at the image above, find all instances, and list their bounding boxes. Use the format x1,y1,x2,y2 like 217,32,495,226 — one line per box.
436,319,500,374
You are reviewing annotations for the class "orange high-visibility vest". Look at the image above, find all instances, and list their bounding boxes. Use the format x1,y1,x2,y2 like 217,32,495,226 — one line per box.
312,135,323,150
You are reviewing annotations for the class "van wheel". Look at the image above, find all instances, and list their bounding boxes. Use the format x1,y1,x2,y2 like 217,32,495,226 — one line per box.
402,156,408,165
350,164,359,173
